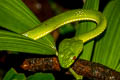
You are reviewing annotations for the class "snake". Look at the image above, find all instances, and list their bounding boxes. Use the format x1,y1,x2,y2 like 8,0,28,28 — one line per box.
23,9,107,68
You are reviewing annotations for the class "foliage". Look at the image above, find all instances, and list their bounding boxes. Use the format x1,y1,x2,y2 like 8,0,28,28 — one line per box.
0,0,120,80
3,68,54,80
0,0,56,55
92,0,120,71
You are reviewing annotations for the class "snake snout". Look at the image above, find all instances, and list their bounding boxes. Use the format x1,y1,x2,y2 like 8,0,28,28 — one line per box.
58,52,76,68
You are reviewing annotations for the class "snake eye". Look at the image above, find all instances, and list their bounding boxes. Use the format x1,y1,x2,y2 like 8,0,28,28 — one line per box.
72,56,77,60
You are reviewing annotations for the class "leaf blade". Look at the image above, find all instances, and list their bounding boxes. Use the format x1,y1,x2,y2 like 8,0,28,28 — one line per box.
3,68,17,80
3,68,26,80
92,0,120,71
0,0,40,33
0,30,56,55
0,0,56,53
27,73,55,80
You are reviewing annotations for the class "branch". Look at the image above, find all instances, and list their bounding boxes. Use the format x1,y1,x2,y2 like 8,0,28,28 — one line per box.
21,57,120,80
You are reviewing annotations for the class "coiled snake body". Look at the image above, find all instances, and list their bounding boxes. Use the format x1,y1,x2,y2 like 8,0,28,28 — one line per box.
23,9,107,68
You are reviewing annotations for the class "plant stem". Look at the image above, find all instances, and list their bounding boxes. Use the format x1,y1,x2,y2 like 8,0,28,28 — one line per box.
21,57,120,80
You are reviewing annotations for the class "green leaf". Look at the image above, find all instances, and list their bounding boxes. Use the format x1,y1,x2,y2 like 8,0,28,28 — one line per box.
3,68,26,80
3,68,17,80
13,74,26,80
92,0,120,71
37,34,55,49
0,0,56,51
27,73,55,80
75,0,99,60
0,30,56,55
0,0,40,33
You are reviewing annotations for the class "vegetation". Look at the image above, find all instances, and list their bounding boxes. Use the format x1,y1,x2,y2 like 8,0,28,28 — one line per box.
0,0,120,80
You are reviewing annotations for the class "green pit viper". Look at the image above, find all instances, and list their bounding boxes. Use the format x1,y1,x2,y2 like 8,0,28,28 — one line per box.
23,9,107,68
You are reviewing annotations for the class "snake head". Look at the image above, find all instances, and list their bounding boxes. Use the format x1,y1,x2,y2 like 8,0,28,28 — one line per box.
58,38,83,68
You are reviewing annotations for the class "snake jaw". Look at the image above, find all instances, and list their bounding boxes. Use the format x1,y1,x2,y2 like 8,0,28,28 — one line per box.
58,52,76,68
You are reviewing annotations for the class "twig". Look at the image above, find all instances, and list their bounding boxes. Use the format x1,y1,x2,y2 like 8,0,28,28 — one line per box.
21,57,120,80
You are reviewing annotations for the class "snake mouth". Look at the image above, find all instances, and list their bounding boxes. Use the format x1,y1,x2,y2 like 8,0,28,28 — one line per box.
58,52,76,68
